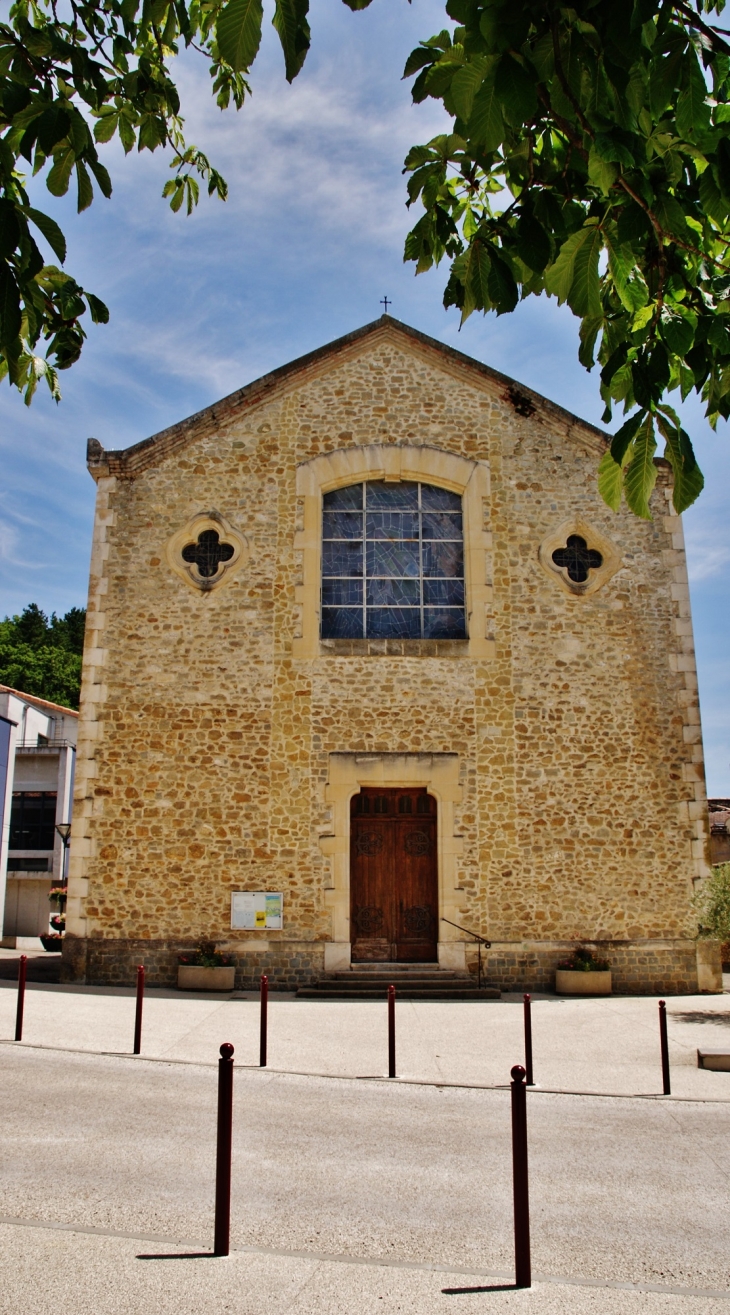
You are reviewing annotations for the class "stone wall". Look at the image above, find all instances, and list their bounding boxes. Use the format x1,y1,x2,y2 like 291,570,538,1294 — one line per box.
62,320,712,993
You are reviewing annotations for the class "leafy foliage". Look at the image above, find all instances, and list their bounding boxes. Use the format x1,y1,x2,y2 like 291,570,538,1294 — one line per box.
400,0,730,517
0,0,310,400
3,0,728,521
693,862,730,940
0,602,85,707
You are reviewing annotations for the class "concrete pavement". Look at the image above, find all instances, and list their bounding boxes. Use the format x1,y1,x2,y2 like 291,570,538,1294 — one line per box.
0,1044,729,1313
0,969,729,1098
1,973,728,1313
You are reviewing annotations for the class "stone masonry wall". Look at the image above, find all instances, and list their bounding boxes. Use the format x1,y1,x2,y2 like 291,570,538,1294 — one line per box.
63,323,711,992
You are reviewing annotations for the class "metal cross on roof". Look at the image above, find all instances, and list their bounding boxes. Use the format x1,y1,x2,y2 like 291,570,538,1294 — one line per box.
380,296,391,313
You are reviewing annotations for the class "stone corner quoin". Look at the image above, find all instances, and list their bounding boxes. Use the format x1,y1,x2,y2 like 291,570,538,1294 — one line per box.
62,316,718,995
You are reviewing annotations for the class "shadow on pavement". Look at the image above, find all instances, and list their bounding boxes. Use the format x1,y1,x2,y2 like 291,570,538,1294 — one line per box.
0,954,60,983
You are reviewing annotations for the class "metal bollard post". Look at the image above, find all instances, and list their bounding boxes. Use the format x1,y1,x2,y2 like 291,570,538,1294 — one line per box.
388,984,396,1078
510,1064,531,1289
523,993,534,1086
14,954,27,1042
214,1042,235,1257
658,999,671,1095
133,964,145,1055
259,974,268,1068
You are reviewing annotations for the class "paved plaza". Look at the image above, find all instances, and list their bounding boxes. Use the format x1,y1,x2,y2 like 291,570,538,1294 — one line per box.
0,970,728,1313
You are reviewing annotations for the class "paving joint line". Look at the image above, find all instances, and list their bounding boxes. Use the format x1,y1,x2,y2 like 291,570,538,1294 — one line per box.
0,1214,727,1300
1,1038,729,1102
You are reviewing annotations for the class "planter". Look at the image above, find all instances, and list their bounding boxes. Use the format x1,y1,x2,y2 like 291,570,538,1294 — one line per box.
555,968,612,996
40,935,63,952
177,965,236,992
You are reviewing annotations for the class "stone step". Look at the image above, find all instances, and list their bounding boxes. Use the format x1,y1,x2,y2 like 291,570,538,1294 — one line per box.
296,985,500,1000
297,979,500,1000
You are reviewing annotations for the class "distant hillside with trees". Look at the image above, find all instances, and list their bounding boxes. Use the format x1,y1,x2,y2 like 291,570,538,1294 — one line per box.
0,604,86,710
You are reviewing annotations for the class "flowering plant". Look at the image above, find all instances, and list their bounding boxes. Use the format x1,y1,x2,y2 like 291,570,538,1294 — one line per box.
557,947,610,973
178,942,233,968
48,887,67,903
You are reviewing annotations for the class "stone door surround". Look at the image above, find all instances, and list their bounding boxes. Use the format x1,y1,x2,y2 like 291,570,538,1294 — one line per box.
319,752,468,972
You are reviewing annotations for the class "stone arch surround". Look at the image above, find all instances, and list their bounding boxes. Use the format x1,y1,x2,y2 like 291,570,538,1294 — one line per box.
319,752,468,972
292,445,492,659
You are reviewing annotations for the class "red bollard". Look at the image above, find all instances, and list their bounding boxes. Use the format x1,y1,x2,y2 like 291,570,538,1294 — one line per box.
133,964,145,1055
510,1064,531,1289
659,999,671,1095
388,984,396,1078
214,1042,235,1256
14,954,27,1042
523,993,534,1086
259,974,268,1068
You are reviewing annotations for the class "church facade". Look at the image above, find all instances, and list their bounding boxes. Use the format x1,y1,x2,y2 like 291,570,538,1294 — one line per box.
61,317,719,993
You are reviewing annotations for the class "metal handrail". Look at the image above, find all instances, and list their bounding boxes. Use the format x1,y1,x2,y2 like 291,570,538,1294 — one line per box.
441,918,491,990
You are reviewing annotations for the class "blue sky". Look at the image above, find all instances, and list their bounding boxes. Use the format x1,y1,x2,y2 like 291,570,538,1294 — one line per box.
0,0,728,793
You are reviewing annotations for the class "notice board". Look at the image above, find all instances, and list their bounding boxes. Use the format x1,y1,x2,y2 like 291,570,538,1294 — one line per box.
231,891,283,930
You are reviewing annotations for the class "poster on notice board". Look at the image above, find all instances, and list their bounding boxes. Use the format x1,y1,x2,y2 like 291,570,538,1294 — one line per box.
231,891,283,930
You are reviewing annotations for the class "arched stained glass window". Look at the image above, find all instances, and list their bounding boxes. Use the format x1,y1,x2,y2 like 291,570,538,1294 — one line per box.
321,480,466,639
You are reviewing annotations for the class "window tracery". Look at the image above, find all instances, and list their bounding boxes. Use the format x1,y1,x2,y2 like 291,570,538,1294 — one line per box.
320,480,466,640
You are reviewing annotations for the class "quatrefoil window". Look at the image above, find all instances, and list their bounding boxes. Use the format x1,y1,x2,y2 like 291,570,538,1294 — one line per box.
165,512,248,593
551,535,603,584
538,517,621,597
182,529,234,579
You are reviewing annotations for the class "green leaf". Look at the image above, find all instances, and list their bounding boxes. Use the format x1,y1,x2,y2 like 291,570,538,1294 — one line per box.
487,249,518,314
609,411,643,465
568,223,603,319
0,262,22,348
588,147,618,195
46,147,75,198
717,134,730,200
26,208,66,263
623,414,657,519
676,53,711,140
514,214,551,273
467,73,503,151
660,311,695,357
216,0,264,71
272,0,311,83
86,293,109,324
76,160,93,214
606,238,647,312
656,414,705,513
699,168,728,223
597,450,624,511
465,240,491,317
494,53,536,127
88,159,113,199
544,227,591,303
403,47,436,79
93,112,119,145
450,59,488,123
0,200,21,260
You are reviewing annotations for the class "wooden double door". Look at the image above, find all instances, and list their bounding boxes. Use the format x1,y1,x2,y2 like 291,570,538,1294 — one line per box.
350,787,438,962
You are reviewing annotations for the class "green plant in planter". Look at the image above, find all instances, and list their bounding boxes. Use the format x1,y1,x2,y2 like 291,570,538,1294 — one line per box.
557,947,611,972
178,942,233,968
48,886,67,906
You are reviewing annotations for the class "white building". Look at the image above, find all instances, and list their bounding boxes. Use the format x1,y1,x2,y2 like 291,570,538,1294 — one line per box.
0,686,77,944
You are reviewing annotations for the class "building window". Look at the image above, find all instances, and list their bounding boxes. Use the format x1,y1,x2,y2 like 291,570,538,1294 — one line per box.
321,481,466,639
9,792,57,850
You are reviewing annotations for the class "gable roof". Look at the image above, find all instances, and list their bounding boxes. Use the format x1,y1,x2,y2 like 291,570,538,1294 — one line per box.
0,684,79,717
87,315,609,481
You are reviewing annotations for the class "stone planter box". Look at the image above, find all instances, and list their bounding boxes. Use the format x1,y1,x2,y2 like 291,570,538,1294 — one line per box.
555,968,612,996
177,965,236,991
